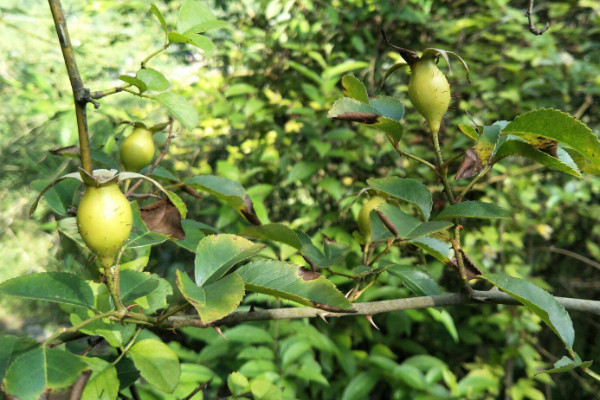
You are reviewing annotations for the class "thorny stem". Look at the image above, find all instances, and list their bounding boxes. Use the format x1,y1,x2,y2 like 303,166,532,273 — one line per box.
48,0,93,174
105,265,125,311
44,311,117,347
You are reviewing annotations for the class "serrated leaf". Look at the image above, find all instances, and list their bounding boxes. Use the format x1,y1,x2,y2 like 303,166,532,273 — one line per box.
195,234,264,286
0,272,94,309
494,139,581,178
387,265,443,296
82,357,120,400
240,223,302,250
539,356,592,374
150,3,168,38
176,270,244,324
373,116,404,143
153,92,198,130
4,347,87,400
237,260,354,311
341,74,369,103
482,273,575,350
458,124,480,141
134,277,172,313
0,335,38,383
368,177,432,220
434,201,510,220
119,75,147,92
502,108,600,167
137,68,169,92
176,219,208,252
177,0,216,34
128,339,180,393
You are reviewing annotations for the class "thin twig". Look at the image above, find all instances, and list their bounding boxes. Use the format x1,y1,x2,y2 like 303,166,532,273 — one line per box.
68,371,92,400
526,0,550,35
537,246,600,272
125,118,175,197
386,134,437,173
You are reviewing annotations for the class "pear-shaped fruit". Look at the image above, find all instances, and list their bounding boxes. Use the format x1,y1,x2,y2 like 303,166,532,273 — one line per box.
358,196,387,242
120,127,155,172
408,57,450,134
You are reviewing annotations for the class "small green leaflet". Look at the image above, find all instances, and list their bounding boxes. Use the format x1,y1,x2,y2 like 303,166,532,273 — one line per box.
152,92,199,130
119,270,161,305
81,357,120,400
482,273,575,351
237,260,354,312
128,339,181,393
377,203,452,239
184,175,247,210
538,355,592,375
176,270,245,324
341,74,369,103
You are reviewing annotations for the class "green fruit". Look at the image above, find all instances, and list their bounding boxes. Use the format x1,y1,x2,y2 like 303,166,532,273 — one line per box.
120,127,155,172
408,57,450,134
76,183,132,268
358,196,387,241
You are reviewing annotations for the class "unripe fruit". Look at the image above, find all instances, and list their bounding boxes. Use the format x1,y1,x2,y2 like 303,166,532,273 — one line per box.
120,127,155,172
408,58,450,134
358,196,387,241
76,183,132,268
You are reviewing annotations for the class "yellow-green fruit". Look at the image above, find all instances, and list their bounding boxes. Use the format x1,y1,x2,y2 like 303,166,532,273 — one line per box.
358,196,387,241
408,58,450,134
120,127,155,172
77,183,132,268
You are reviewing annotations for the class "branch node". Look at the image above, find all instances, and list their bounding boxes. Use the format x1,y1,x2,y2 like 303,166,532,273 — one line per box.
526,0,550,36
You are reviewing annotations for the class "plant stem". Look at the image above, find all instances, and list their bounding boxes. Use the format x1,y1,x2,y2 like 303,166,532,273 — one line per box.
456,163,493,202
431,130,456,204
48,0,93,174
141,43,171,68
92,83,133,100
111,328,142,367
386,134,437,172
105,265,125,311
44,311,116,347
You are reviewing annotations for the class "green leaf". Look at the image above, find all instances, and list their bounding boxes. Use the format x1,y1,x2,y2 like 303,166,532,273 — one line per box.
119,270,160,306
31,178,79,216
372,116,404,143
128,339,181,393
224,83,258,97
0,335,37,383
369,96,405,121
377,203,452,239
341,371,379,400
176,271,245,324
341,74,369,103
426,308,459,343
367,177,433,220
184,175,247,210
409,236,452,264
434,201,510,220
380,61,409,89
137,68,169,92
177,0,216,34
327,97,377,120
539,356,592,374
4,347,87,400
250,378,283,400
150,4,168,38
458,124,480,141
176,219,208,252
183,19,230,34
323,60,370,79
493,139,581,178
134,277,173,313
387,265,443,296
482,273,575,350
288,60,323,85
237,260,354,311
153,92,199,130
240,223,303,250
119,75,147,92
502,108,600,167
0,272,94,309
82,357,120,400
227,371,249,396
195,234,264,286
286,161,321,182
179,32,215,53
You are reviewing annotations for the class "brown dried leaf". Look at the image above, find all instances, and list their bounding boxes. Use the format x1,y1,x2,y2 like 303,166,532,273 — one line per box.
455,148,482,180
140,197,185,239
298,267,321,281
331,112,380,124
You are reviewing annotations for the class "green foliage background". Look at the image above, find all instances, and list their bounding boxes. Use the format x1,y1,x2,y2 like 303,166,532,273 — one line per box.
1,0,599,398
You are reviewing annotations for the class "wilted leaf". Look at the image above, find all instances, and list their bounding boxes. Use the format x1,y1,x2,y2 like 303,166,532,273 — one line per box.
140,197,185,239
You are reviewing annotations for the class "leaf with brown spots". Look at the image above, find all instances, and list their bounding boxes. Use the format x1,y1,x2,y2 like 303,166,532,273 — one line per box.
140,197,185,239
